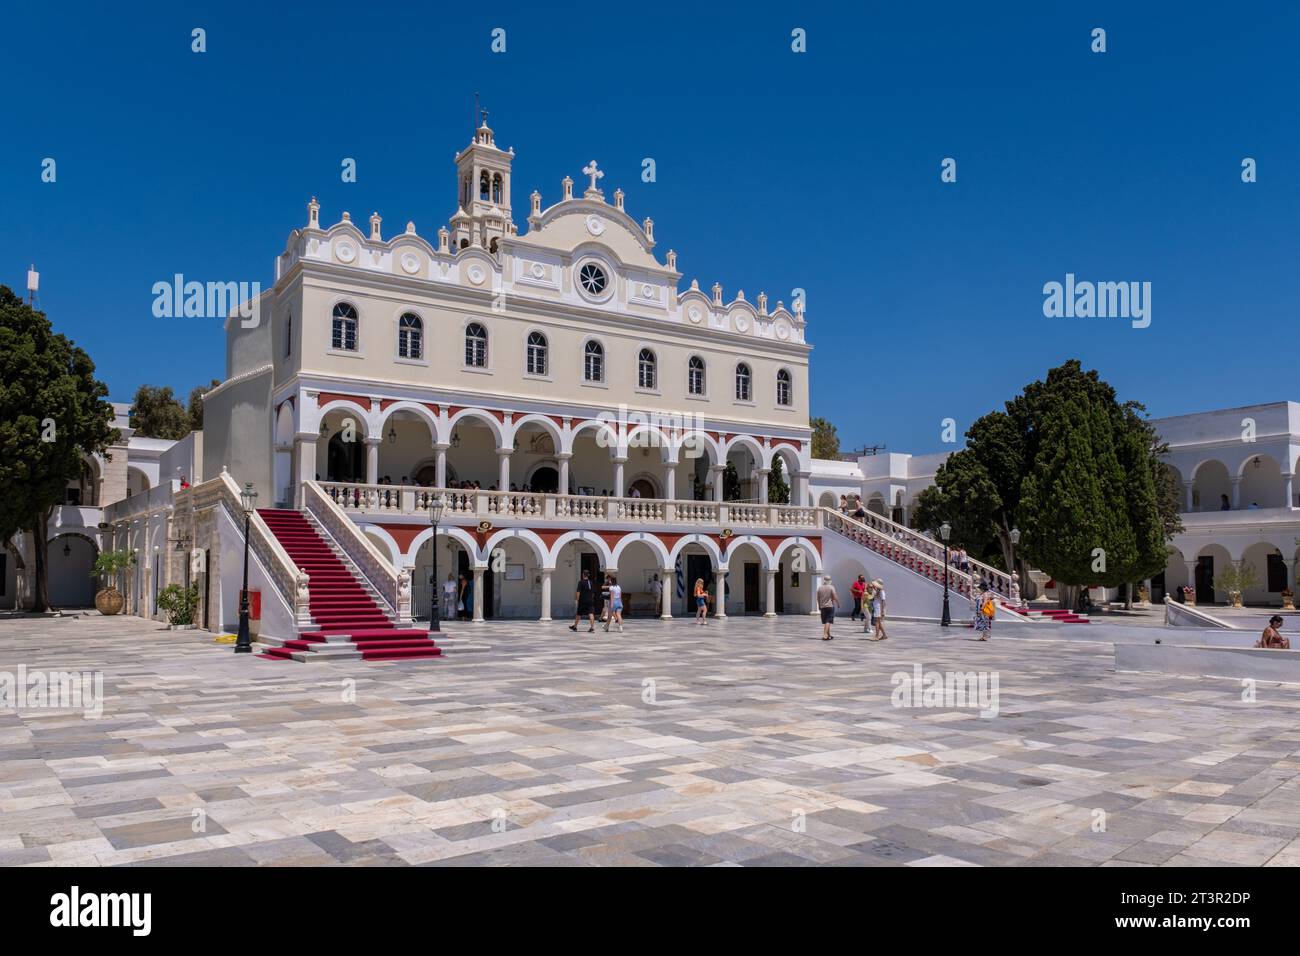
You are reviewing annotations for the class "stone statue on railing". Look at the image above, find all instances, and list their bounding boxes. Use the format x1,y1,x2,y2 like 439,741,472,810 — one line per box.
294,570,312,626
1010,572,1021,607
396,568,413,625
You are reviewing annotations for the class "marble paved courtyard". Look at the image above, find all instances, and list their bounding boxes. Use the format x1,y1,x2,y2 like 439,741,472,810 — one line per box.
2,613,1299,867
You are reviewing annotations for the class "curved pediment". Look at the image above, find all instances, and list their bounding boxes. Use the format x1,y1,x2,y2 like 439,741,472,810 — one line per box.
515,199,665,271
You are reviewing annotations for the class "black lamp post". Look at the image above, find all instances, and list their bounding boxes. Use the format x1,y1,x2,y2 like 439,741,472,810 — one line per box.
234,482,257,653
940,520,952,627
428,494,446,632
1009,526,1021,605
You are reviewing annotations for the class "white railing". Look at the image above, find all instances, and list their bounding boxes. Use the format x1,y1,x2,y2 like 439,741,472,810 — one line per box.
190,472,312,627
304,480,411,624
826,507,1015,597
312,481,820,530
823,509,1022,606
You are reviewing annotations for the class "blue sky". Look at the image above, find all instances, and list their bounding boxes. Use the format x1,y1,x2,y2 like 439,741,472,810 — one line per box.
3,1,1297,454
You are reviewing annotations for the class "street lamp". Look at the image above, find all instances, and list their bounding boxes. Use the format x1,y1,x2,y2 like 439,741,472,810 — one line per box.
1009,526,1022,606
428,494,446,632
939,521,952,627
234,482,258,654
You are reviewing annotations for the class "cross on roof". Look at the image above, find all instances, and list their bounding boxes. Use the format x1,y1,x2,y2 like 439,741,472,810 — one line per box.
582,160,603,193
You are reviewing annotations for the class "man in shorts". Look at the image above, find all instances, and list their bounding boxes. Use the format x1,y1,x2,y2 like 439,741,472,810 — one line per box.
817,575,840,641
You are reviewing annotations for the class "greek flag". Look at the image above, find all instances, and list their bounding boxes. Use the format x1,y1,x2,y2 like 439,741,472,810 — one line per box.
675,557,684,599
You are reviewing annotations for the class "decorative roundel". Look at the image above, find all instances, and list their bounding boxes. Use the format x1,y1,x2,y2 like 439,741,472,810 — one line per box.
400,252,421,275
687,306,703,324
530,262,546,279
776,321,790,340
641,283,655,299
335,241,357,264
578,262,608,296
467,264,486,285
585,215,606,237
733,313,750,333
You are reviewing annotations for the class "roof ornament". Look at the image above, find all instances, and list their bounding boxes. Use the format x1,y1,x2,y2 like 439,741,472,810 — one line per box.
582,160,604,198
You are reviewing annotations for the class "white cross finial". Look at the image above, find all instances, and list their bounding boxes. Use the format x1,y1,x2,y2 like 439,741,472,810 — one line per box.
582,160,603,193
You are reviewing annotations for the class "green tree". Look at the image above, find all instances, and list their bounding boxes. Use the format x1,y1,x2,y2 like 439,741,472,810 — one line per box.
130,384,190,439
0,286,118,611
187,378,221,432
768,455,791,504
810,417,840,460
723,461,742,501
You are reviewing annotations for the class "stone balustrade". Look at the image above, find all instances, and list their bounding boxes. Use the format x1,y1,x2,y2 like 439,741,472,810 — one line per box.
313,481,821,531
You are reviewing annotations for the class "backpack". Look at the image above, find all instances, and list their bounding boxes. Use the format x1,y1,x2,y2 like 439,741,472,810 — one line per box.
981,598,995,618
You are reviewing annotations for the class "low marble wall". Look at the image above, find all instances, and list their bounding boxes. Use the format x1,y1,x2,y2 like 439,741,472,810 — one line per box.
1115,642,1300,683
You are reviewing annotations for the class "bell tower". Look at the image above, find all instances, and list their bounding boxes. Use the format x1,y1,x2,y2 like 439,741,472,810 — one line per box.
449,106,515,253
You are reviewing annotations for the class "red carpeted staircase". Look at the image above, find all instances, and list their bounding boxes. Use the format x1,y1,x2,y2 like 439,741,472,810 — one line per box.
1003,604,1091,624
255,508,442,662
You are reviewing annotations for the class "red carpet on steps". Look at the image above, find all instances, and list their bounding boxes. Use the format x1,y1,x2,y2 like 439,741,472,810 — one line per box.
255,508,442,662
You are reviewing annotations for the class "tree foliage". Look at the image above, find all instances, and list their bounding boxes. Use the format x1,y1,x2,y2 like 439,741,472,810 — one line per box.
910,360,1181,608
130,384,190,439
0,286,118,610
187,378,221,433
810,417,840,460
768,455,791,504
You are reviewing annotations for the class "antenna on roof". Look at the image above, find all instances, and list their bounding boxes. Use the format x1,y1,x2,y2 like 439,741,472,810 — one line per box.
844,444,886,459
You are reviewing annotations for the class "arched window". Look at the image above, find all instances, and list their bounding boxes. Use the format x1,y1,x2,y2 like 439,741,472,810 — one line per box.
284,312,292,358
776,368,793,406
461,177,470,208
735,363,751,401
331,302,358,351
492,174,502,204
398,313,423,360
479,171,490,200
526,331,548,375
465,322,488,367
687,355,706,396
584,340,604,382
638,348,657,390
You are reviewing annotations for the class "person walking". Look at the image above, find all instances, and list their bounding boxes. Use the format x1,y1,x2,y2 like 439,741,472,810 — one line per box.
870,579,888,640
604,575,624,633
693,578,709,624
850,574,867,622
569,570,596,632
861,579,877,634
817,575,840,640
975,582,996,641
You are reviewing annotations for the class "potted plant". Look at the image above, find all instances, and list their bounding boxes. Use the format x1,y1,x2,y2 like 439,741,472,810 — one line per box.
1180,585,1196,606
155,584,199,628
1213,563,1258,609
1283,587,1295,611
91,550,134,615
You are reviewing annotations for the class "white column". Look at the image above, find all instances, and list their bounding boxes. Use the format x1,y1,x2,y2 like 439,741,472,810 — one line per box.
497,449,511,491
660,567,673,619
1184,560,1198,600
713,567,727,618
1231,476,1242,509
293,435,318,507
712,465,724,502
1183,479,1194,513
613,457,626,498
1285,560,1296,594
763,568,777,617
1285,473,1294,509
365,437,380,485
539,568,552,622
757,468,770,504
434,442,448,487
558,453,571,495
795,470,810,507
472,568,485,622
664,461,677,501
